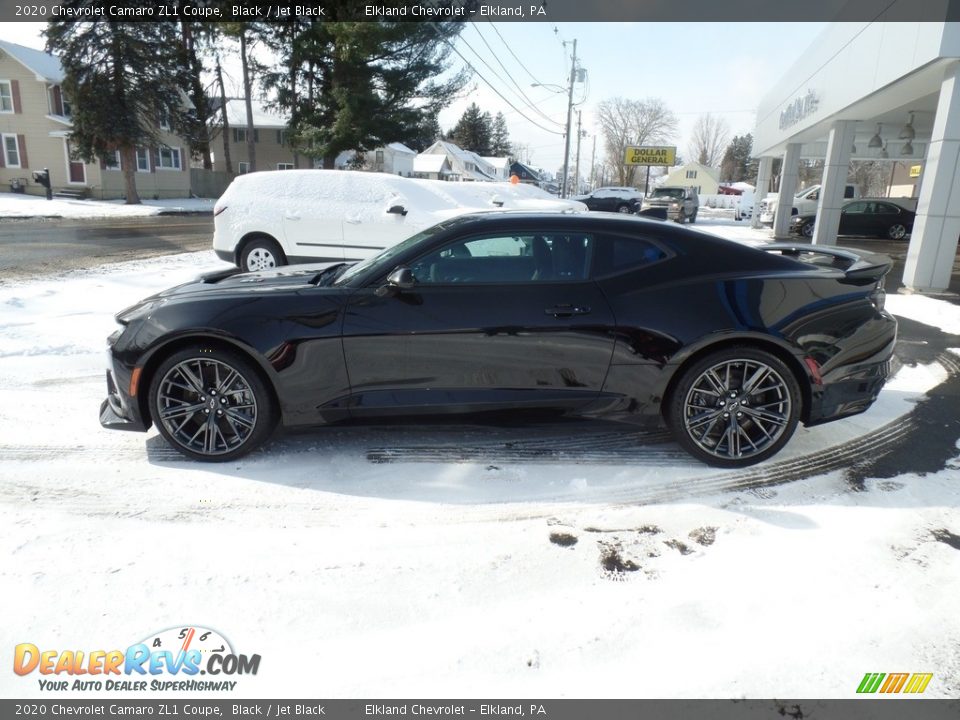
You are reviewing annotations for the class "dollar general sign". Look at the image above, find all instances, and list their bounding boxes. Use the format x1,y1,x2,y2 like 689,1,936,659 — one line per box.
624,146,676,166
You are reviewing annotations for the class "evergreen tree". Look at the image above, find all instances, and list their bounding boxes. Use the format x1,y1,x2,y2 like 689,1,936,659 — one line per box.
270,8,468,168
491,112,511,156
45,17,192,204
450,103,492,155
720,134,757,183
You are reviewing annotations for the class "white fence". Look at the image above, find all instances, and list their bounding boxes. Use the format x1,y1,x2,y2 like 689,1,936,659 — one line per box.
699,194,742,209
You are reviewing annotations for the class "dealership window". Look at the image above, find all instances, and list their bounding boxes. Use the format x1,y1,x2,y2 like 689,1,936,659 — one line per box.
686,170,697,179
412,233,594,285
238,161,250,174
2,134,21,166
233,128,259,144
156,147,182,170
277,163,293,170
0,81,12,113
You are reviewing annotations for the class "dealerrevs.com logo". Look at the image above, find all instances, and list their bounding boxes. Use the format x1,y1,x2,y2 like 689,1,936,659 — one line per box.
14,626,261,692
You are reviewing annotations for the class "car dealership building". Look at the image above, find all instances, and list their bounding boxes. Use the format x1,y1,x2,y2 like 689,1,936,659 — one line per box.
753,8,960,292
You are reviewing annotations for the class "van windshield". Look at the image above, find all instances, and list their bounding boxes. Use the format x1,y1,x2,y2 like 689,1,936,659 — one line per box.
650,188,685,199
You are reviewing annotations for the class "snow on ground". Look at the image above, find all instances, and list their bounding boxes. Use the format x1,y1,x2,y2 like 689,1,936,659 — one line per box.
1,217,959,699
0,193,214,219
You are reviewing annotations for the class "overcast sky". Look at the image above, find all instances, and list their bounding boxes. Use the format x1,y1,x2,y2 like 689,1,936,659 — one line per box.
0,21,827,176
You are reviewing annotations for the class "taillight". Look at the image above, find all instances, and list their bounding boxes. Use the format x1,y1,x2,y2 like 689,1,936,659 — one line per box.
213,204,227,217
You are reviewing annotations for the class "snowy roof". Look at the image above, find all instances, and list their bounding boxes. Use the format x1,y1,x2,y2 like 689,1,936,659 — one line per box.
481,156,510,170
413,154,449,173
220,98,289,129
387,142,416,155
0,39,64,83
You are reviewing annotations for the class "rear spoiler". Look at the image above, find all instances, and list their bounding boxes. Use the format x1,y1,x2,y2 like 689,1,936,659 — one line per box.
199,267,243,283
763,243,893,283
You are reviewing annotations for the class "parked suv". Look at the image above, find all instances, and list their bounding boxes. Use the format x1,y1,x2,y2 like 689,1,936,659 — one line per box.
641,186,699,223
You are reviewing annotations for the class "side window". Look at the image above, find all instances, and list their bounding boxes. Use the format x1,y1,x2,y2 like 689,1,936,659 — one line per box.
411,233,593,285
593,235,668,277
844,202,866,214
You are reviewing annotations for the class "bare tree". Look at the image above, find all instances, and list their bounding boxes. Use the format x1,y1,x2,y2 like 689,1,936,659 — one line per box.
688,113,730,168
596,97,678,186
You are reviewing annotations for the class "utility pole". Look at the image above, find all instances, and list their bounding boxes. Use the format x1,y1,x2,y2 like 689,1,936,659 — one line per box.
589,135,596,189
573,111,583,196
560,38,577,198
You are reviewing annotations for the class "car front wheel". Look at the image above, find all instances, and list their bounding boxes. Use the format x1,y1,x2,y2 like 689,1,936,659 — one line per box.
666,347,801,468
801,221,814,238
149,346,278,462
887,223,908,240
240,236,287,272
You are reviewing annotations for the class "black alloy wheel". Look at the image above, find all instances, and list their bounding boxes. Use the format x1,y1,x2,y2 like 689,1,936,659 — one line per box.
667,347,801,467
887,223,908,240
149,347,277,461
801,221,815,238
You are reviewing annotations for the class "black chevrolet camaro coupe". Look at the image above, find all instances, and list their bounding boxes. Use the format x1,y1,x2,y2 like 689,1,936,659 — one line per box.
101,212,897,468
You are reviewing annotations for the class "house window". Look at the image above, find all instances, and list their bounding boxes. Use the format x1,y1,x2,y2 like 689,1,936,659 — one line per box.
686,170,697,179
156,147,182,170
238,161,250,174
233,128,259,144
104,150,122,170
276,130,288,145
277,163,293,170
375,150,385,164
136,148,150,172
158,109,171,131
0,81,12,113
3,134,21,167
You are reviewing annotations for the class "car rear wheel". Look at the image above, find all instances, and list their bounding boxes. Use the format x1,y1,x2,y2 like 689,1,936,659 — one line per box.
149,347,277,462
667,347,801,468
240,236,286,272
616,203,632,214
887,223,907,240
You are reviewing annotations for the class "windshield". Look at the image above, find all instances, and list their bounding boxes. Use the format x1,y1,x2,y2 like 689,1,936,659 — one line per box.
333,218,462,286
650,188,684,199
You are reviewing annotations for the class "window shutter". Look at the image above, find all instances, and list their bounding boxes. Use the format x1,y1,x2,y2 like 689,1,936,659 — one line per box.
11,80,21,114
52,86,63,116
151,148,158,173
0,143,5,168
180,148,186,171
17,135,28,168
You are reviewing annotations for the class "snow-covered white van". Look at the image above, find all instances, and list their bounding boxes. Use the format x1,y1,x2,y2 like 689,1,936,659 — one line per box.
212,170,586,272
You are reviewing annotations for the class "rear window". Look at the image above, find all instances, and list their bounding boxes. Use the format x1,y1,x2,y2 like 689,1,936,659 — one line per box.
593,235,668,277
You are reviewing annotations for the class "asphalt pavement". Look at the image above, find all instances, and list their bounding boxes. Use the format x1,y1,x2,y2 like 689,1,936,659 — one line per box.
0,215,214,279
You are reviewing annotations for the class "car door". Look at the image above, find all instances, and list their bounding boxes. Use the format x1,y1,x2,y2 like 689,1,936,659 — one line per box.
340,229,618,416
872,202,902,236
281,176,345,261
838,201,869,235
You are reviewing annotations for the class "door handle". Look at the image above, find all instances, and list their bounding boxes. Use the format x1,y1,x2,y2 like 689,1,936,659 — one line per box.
545,305,591,318
285,212,300,220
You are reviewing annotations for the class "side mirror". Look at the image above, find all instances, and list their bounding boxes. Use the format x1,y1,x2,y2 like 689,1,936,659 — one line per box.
387,204,408,216
375,267,415,297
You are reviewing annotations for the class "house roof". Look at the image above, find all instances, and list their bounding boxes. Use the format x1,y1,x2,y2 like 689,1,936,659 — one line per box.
481,156,510,170
387,142,416,155
413,154,449,173
217,98,289,129
0,39,64,83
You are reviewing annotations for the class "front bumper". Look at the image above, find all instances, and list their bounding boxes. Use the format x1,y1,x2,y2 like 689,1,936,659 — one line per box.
100,345,149,433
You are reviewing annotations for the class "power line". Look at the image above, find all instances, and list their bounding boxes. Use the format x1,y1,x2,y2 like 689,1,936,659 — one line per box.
488,23,549,88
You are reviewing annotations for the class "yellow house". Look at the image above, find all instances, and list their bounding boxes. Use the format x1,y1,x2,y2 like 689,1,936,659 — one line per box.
660,161,720,195
0,39,191,200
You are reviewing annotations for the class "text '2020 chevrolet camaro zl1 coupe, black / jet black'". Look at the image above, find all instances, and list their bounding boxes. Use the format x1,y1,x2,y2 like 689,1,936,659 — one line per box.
100,212,897,468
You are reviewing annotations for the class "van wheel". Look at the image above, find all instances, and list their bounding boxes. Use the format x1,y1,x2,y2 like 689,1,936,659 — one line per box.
240,237,286,272
689,210,697,223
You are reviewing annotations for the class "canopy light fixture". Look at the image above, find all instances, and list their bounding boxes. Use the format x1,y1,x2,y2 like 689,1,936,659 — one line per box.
868,123,883,149
899,112,916,140
902,140,914,156
880,141,889,159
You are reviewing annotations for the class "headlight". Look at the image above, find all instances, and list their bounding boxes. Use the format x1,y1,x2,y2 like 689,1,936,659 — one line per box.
115,299,165,326
670,202,679,208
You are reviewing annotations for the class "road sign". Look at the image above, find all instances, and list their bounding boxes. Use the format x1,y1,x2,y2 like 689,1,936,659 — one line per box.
909,164,922,178
624,146,676,166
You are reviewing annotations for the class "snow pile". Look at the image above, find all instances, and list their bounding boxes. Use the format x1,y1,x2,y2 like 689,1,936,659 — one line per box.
0,194,214,219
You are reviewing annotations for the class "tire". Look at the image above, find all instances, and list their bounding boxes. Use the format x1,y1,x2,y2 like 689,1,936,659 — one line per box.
887,223,907,240
616,204,632,214
666,347,801,468
240,236,286,273
801,221,814,238
689,209,697,224
148,346,278,462
675,209,686,224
